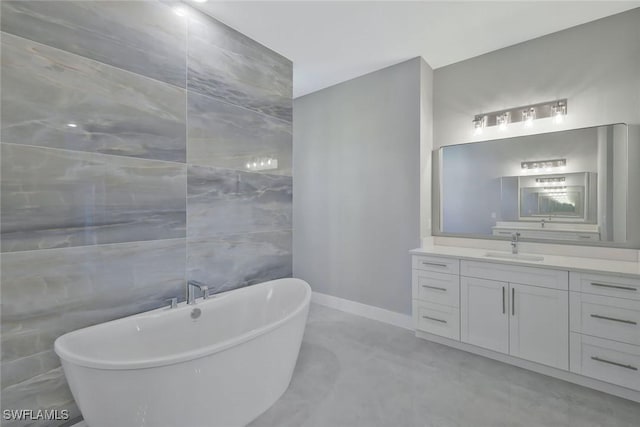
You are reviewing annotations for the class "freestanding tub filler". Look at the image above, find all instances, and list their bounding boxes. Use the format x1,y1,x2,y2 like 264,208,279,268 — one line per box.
55,278,311,427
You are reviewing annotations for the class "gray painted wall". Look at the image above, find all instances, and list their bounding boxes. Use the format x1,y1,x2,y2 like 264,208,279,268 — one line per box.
293,58,430,315
433,7,640,251
0,1,292,424
434,8,640,148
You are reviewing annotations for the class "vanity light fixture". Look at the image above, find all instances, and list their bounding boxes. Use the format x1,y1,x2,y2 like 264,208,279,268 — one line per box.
497,112,510,131
471,99,567,133
521,158,567,172
472,115,487,135
522,108,536,128
66,123,78,128
536,177,566,184
246,157,278,171
552,100,567,124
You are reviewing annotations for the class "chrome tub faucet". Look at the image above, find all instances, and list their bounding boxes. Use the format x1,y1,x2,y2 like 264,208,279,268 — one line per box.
187,280,210,305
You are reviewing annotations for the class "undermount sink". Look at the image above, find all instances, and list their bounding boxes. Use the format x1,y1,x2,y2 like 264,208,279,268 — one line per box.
484,252,545,262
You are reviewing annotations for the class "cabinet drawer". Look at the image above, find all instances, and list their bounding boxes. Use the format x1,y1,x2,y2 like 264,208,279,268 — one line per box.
570,293,640,346
412,270,459,307
413,300,460,340
570,272,640,301
570,333,640,391
413,255,459,275
461,260,568,290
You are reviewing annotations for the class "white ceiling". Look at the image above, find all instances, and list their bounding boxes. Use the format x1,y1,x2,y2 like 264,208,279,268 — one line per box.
193,1,640,98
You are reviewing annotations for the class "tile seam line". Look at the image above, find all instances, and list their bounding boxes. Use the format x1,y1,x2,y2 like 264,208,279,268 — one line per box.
0,30,293,125
0,237,187,256
0,141,188,167
0,141,293,177
188,227,293,238
187,88,293,126
1,349,59,369
0,30,188,92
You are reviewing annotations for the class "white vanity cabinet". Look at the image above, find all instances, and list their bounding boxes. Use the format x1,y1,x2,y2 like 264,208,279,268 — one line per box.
460,277,509,353
412,255,460,340
411,249,640,401
459,262,569,370
569,272,640,391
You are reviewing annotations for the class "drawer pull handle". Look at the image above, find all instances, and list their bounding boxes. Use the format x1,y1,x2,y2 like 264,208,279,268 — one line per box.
591,356,638,371
422,285,447,292
502,286,505,314
590,282,637,291
422,262,448,268
590,314,637,325
422,315,447,324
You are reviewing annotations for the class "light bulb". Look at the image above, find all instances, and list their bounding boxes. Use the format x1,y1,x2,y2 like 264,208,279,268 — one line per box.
66,123,77,128
554,112,564,124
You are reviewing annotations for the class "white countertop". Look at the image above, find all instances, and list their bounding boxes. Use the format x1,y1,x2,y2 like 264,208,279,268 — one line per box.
410,246,640,278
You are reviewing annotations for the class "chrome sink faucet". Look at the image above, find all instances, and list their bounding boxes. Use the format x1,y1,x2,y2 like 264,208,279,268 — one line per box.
511,232,521,254
187,280,209,305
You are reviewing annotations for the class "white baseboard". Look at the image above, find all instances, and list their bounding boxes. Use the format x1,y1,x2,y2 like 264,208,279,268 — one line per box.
311,292,413,330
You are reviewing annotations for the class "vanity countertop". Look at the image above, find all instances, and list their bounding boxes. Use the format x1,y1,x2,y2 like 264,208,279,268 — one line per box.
410,245,640,278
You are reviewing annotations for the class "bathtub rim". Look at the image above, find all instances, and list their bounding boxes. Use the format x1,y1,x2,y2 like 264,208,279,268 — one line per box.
54,278,311,371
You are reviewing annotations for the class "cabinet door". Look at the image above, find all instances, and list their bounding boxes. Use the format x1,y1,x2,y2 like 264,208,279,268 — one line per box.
509,283,569,369
461,277,509,354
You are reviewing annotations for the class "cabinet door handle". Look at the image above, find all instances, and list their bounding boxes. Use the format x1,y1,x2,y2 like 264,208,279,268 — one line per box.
421,262,448,268
590,314,637,325
502,286,505,314
590,282,637,292
422,315,447,324
511,287,515,316
591,356,638,371
422,285,447,292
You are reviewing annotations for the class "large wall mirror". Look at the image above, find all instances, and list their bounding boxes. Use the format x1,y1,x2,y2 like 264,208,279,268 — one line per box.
433,124,640,248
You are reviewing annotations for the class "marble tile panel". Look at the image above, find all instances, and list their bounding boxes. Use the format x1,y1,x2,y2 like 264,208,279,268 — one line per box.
187,230,292,294
1,33,186,162
187,91,292,175
1,238,186,362
1,144,186,252
1,350,60,389
187,9,292,122
0,367,80,427
0,1,187,87
187,165,292,238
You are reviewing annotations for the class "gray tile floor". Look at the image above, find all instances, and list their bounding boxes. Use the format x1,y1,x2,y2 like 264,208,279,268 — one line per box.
249,304,640,427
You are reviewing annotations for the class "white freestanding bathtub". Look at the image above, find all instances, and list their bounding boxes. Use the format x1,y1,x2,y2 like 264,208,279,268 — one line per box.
54,278,311,427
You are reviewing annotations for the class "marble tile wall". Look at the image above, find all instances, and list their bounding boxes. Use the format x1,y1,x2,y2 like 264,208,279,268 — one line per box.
0,1,292,424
